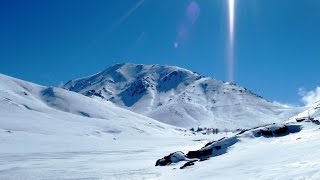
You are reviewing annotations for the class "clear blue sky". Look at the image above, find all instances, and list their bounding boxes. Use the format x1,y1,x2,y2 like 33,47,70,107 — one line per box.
1,0,320,104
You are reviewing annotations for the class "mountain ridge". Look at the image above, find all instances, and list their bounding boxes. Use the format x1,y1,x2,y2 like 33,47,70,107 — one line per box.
63,63,299,129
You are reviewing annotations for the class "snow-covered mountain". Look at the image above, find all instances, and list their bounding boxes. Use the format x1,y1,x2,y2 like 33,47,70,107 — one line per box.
64,63,298,129
1,73,320,179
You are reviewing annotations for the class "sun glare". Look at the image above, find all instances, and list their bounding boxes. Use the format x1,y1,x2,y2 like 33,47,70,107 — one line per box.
227,0,235,82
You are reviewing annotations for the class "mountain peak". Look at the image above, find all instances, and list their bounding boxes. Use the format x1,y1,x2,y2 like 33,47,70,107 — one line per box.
63,63,295,128
64,63,201,93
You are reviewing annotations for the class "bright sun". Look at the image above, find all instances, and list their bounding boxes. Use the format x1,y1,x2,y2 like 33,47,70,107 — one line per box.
227,0,235,82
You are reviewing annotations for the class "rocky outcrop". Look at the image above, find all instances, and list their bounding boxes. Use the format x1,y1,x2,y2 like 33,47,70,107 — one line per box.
156,123,302,168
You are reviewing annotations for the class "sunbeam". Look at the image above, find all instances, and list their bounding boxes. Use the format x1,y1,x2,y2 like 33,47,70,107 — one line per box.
227,0,235,82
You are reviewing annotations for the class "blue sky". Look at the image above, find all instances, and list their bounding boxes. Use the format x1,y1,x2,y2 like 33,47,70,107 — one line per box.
0,0,320,105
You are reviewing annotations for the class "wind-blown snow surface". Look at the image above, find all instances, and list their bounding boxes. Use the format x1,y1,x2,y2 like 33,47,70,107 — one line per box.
64,63,299,129
0,74,183,139
0,74,192,179
1,74,320,179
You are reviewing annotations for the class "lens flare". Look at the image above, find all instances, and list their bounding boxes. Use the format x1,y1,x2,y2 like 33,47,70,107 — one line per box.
187,1,200,25
88,0,145,48
112,0,145,31
173,1,200,49
227,0,235,82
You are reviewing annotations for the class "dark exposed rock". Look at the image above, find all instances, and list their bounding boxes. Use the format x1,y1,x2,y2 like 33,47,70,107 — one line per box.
203,141,215,148
273,126,289,135
156,123,303,169
199,158,209,162
255,125,300,137
311,119,320,125
180,160,198,169
155,151,186,166
203,137,226,148
260,129,273,137
237,129,248,135
155,154,172,166
296,118,306,122
22,104,32,110
78,111,91,117
186,149,212,159
85,90,105,99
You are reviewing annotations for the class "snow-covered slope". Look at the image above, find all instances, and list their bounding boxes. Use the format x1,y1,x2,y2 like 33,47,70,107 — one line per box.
0,73,195,179
157,121,320,180
64,63,298,129
1,73,320,179
0,73,187,153
290,100,320,121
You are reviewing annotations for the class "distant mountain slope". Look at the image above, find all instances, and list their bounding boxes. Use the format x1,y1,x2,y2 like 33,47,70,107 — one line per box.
63,63,299,129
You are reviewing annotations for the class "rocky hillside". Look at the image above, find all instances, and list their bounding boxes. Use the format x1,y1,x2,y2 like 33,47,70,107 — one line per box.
64,63,298,129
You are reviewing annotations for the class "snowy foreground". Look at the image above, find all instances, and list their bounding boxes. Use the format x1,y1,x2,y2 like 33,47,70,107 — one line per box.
2,122,320,180
1,73,320,179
